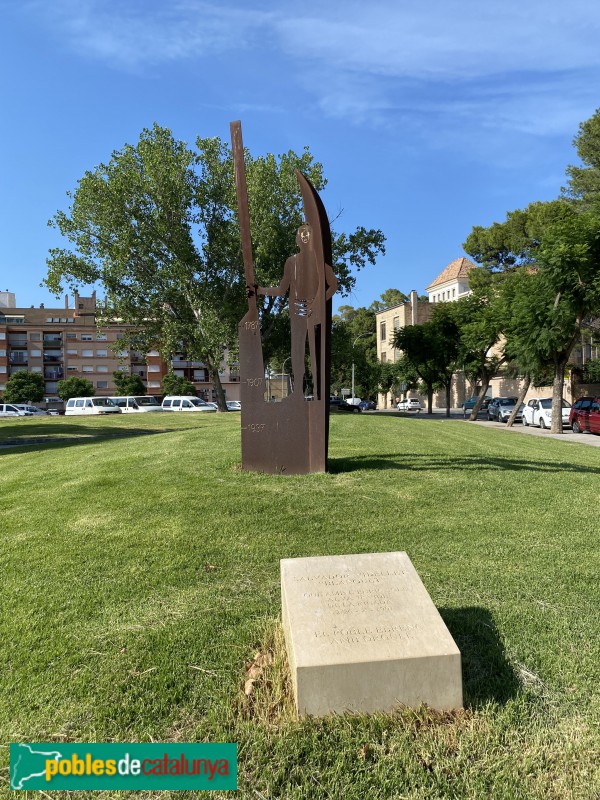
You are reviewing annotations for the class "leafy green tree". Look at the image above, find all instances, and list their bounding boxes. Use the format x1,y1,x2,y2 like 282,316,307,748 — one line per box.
444,270,507,419
45,124,385,410
112,372,146,395
368,288,408,313
162,372,197,396
582,358,600,383
57,377,94,401
3,371,45,403
563,108,600,211
392,313,460,415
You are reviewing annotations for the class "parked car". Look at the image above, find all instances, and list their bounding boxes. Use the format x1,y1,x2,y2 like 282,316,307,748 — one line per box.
462,396,491,417
0,403,33,417
109,396,164,412
161,396,216,412
65,397,121,415
522,397,571,429
487,397,523,423
358,400,377,411
226,400,241,411
13,404,48,416
570,396,600,435
397,398,422,412
330,396,361,413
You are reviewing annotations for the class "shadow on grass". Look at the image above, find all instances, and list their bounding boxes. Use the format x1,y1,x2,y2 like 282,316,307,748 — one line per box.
0,423,193,454
329,452,600,475
441,606,520,707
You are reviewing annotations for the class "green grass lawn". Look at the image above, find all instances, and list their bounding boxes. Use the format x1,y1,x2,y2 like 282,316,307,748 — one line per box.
1,413,599,799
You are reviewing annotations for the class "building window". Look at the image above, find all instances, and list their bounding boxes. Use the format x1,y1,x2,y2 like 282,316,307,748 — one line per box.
81,334,93,341
67,349,78,356
81,350,93,358
96,365,108,373
66,333,77,339
147,364,161,373
393,316,399,330
96,381,108,389
30,333,41,341
381,352,387,363
29,349,42,357
147,380,160,388
68,366,78,372
0,349,5,357
96,333,107,341
82,366,93,373
31,367,42,373
380,322,387,341
96,349,108,357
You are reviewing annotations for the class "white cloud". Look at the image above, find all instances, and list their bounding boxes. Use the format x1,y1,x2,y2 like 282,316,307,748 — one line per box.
22,0,600,143
25,0,272,69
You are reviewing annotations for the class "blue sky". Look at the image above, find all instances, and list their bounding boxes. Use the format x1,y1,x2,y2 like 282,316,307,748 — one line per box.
1,0,600,313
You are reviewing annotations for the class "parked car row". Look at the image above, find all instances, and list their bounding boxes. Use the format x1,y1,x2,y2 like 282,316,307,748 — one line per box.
63,395,241,415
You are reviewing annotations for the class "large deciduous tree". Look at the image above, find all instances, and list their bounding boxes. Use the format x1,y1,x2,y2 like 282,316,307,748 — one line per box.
3,371,45,403
57,377,94,401
112,372,147,396
392,313,460,415
45,124,385,409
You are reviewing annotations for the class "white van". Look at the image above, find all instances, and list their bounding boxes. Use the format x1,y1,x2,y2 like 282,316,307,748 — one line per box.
110,396,164,413
161,396,216,412
65,397,121,415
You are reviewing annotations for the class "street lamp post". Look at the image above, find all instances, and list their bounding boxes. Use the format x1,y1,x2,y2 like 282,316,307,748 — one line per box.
351,332,375,403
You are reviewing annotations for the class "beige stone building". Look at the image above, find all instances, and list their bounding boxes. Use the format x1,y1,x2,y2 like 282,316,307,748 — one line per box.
375,256,598,410
0,292,241,405
375,259,477,409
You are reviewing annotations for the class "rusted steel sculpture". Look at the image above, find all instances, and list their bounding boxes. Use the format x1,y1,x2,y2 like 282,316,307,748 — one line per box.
230,120,337,474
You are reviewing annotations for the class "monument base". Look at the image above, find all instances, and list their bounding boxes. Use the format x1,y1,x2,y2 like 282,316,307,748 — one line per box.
281,552,463,716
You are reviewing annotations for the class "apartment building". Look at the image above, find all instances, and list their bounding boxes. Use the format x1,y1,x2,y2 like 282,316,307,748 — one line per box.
0,291,240,404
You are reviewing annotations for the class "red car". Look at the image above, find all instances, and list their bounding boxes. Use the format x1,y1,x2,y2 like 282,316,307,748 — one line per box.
569,396,600,434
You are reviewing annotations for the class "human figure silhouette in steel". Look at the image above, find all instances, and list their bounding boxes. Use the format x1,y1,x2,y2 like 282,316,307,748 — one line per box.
257,223,337,399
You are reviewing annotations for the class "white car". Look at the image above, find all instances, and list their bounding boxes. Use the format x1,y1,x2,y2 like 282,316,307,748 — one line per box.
0,403,33,417
161,396,217,412
522,398,571,429
397,398,422,411
226,400,241,411
13,404,48,416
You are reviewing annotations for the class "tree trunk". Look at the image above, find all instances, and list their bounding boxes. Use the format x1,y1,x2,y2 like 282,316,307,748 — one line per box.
427,385,434,414
469,377,491,421
551,360,567,434
507,374,530,427
445,380,452,418
208,357,228,411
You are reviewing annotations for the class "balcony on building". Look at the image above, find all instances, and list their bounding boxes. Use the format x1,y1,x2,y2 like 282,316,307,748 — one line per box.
44,368,63,380
8,334,28,348
9,352,28,365
43,350,63,363
43,334,63,345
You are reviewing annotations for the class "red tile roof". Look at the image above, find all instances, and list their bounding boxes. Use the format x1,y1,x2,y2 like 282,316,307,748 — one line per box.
426,257,477,291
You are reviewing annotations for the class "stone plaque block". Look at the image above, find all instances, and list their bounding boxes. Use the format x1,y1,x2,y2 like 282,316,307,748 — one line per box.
281,552,462,716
